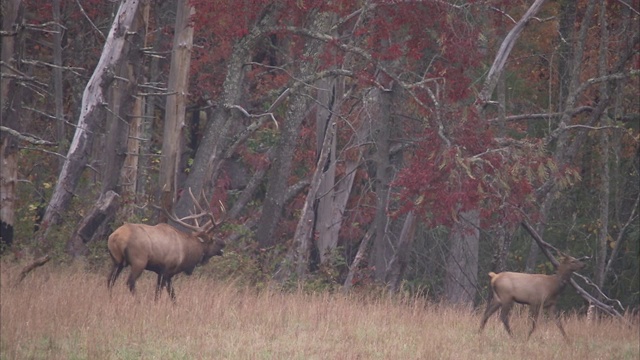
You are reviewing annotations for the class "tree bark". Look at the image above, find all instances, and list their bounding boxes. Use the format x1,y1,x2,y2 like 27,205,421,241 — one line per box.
595,0,610,289
173,6,281,220
0,0,24,250
371,85,393,284
137,1,170,218
158,0,195,213
477,0,549,106
255,10,330,249
343,227,375,293
65,190,119,256
444,210,480,307
52,0,66,172
285,116,337,279
36,0,142,253
524,0,600,272
314,78,338,264
387,211,417,293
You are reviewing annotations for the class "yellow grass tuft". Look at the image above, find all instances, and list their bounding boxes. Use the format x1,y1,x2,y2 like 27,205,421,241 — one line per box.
1,260,638,359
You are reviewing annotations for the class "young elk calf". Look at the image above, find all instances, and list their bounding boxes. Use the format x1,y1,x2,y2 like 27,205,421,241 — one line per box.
479,254,586,340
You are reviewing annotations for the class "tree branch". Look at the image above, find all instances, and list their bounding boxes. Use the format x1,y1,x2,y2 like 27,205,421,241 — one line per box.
15,255,51,285
486,106,593,123
477,0,549,108
520,220,627,320
0,126,56,146
604,193,640,280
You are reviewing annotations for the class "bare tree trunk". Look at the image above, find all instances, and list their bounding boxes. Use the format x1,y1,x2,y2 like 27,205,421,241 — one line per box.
387,211,417,293
158,0,194,213
36,0,142,252
315,78,338,263
101,60,133,193
255,10,330,249
314,76,359,265
371,85,393,284
477,0,549,106
444,210,480,307
137,1,169,218
278,115,337,279
255,91,309,249
525,0,599,272
66,2,145,257
0,0,24,250
343,227,375,293
65,191,119,255
492,224,513,273
556,0,577,110
173,6,281,220
120,94,144,218
52,0,66,172
595,0,610,289
118,1,151,219
604,6,636,283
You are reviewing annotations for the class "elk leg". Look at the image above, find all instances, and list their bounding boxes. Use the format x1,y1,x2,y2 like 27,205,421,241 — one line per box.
155,274,165,301
127,266,144,294
107,263,124,289
550,305,568,339
499,302,514,336
480,298,501,332
527,305,543,340
165,277,176,303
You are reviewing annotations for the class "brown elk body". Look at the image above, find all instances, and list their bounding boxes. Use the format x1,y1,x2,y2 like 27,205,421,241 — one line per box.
479,255,586,339
107,223,224,302
107,190,225,302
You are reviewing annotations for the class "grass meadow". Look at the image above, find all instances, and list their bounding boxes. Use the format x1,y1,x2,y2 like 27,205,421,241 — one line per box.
1,260,638,360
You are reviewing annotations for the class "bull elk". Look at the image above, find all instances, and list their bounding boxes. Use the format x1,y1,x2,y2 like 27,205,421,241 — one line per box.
107,189,225,302
479,254,586,340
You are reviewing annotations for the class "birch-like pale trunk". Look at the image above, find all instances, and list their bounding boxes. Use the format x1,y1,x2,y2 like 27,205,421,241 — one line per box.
158,0,195,212
275,116,337,280
36,0,141,251
0,0,23,249
477,0,549,106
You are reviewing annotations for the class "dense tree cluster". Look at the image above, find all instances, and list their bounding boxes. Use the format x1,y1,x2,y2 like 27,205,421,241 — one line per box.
1,0,638,312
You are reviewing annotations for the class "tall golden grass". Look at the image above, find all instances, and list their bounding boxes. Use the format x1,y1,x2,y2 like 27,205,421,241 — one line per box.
1,260,638,360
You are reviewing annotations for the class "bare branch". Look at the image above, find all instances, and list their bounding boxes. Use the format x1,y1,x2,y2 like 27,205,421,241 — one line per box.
225,104,278,129
521,220,626,320
615,0,640,15
486,106,594,123
0,126,56,146
574,70,640,98
15,255,51,285
477,0,549,109
20,59,85,76
74,0,106,41
604,193,640,279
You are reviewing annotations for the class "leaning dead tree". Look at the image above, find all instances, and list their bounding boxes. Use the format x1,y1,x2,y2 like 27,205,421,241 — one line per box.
15,255,51,285
35,0,142,252
521,220,627,321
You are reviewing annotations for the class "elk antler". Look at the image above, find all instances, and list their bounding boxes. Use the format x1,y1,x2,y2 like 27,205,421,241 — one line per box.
159,187,217,232
187,187,217,229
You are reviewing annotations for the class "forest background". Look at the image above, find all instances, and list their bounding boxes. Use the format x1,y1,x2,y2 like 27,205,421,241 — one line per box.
1,0,639,314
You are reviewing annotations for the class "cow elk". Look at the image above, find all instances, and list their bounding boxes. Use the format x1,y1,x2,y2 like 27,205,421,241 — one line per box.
479,254,586,340
107,189,226,302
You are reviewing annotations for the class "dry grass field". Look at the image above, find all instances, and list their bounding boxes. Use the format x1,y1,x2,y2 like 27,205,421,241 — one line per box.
1,260,638,360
